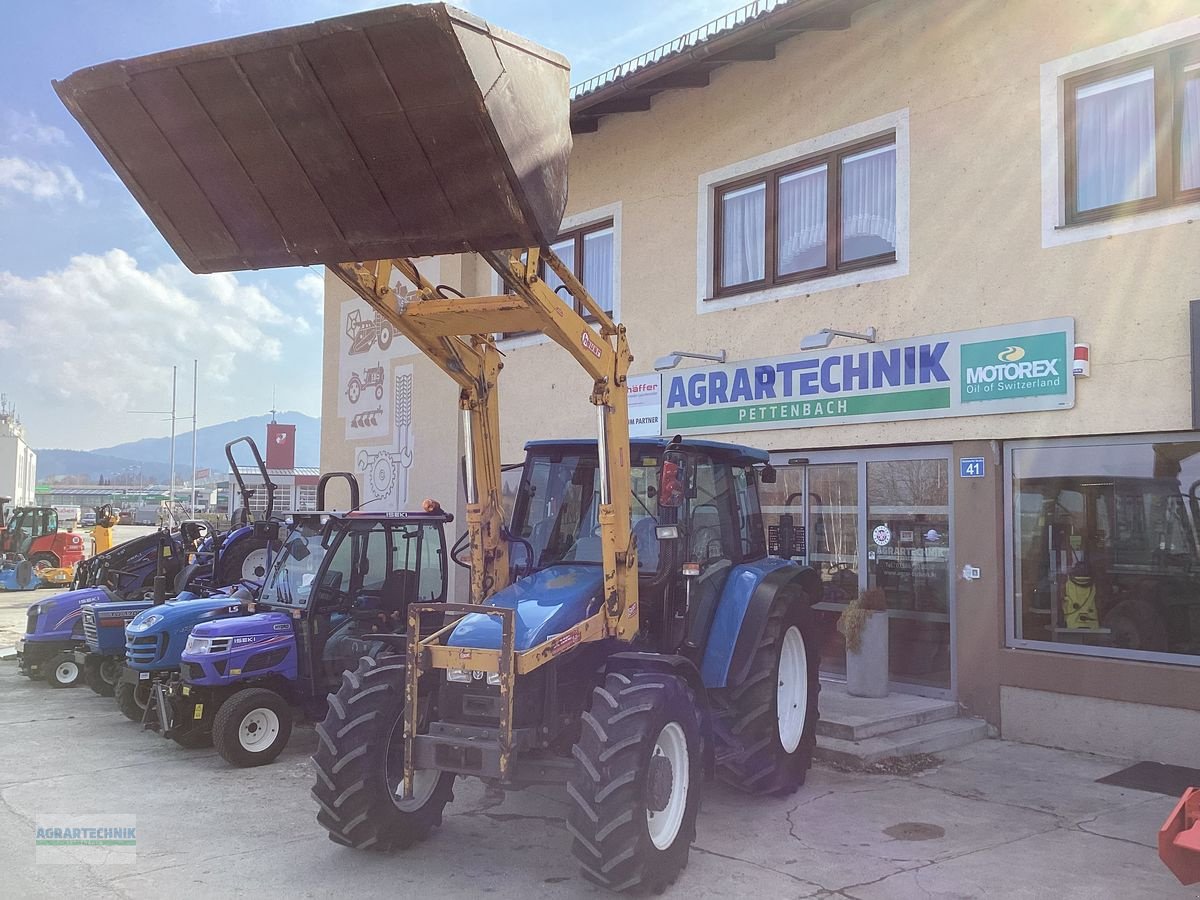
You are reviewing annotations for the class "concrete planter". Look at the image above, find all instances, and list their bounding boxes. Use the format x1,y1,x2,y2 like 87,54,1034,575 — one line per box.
846,610,889,698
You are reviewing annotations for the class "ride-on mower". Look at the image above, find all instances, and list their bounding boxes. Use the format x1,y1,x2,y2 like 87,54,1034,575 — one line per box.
158,476,452,767
57,4,822,890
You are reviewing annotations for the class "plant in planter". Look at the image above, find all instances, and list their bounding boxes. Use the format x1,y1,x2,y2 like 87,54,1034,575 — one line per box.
838,588,889,698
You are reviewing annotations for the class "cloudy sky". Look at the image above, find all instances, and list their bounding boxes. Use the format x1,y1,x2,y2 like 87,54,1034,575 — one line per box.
0,0,736,449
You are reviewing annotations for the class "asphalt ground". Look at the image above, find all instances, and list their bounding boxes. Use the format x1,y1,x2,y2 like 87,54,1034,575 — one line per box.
0,661,1190,899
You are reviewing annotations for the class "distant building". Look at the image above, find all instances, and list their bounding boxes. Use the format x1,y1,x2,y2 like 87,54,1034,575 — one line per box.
0,396,36,506
235,422,319,514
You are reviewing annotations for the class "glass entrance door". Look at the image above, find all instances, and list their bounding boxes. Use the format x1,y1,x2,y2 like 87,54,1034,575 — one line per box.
765,448,955,697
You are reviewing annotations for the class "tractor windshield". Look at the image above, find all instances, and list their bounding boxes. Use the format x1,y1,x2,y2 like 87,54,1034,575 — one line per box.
510,453,661,573
258,522,328,608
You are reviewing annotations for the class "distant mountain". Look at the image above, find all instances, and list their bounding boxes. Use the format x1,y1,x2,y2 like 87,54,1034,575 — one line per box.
36,412,320,481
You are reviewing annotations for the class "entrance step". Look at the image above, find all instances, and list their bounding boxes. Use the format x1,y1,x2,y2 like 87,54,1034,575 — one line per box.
814,681,988,767
817,681,959,741
816,716,989,767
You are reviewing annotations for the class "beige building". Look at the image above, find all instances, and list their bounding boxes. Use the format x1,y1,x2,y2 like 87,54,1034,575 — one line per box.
323,0,1200,765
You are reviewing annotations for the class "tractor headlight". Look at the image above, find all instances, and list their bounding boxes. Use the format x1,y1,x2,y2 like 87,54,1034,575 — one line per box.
28,604,40,617
185,635,212,655
128,613,163,633
446,668,471,683
486,672,501,686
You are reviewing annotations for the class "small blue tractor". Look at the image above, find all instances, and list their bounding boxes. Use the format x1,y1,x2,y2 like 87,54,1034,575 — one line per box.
157,476,452,766
78,436,281,698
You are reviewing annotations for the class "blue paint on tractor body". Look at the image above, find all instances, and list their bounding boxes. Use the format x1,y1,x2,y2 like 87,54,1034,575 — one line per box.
182,612,298,685
124,593,248,673
447,564,604,652
700,557,796,688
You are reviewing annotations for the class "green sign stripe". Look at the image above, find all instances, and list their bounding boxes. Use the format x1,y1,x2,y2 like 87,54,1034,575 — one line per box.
664,387,951,429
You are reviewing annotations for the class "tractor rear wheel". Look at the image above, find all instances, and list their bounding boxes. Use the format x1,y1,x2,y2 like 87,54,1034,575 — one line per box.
711,598,820,796
46,651,83,688
29,552,58,573
219,537,274,585
567,672,703,893
212,688,292,767
115,678,151,722
311,654,454,851
84,656,120,697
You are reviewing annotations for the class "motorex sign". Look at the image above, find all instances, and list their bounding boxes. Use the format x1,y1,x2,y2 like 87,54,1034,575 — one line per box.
661,318,1074,435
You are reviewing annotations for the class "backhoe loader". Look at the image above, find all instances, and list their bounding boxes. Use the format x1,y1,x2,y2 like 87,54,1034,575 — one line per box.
55,4,823,890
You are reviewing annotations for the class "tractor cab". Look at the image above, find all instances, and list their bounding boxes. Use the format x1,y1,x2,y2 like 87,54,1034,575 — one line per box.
1,507,56,557
465,438,778,662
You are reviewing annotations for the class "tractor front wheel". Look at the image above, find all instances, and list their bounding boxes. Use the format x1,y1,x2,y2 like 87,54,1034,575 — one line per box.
311,654,454,851
567,672,703,893
46,651,83,688
115,678,150,722
212,688,292,767
29,553,57,573
84,656,120,697
712,598,821,796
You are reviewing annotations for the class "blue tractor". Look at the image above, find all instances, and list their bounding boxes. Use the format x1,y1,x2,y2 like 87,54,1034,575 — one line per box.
312,438,823,891
78,436,282,698
156,476,453,766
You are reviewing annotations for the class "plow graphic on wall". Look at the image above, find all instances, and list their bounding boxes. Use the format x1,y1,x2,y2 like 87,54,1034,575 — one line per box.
357,364,414,511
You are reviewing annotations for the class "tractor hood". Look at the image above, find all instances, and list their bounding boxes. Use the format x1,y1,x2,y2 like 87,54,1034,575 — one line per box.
126,595,247,636
446,564,603,652
190,611,292,639
25,586,115,640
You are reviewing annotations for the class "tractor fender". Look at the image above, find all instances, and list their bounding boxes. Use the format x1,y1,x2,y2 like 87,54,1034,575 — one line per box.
601,651,715,779
700,561,820,690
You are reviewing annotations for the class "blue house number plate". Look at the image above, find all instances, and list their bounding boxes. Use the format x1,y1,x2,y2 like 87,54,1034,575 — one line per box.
960,457,985,478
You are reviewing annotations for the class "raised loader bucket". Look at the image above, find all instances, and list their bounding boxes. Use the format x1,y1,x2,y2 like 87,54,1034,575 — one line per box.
53,3,570,274
1160,787,1200,885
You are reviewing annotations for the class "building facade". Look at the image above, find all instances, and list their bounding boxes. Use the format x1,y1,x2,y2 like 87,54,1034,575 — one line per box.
321,0,1200,765
0,398,36,507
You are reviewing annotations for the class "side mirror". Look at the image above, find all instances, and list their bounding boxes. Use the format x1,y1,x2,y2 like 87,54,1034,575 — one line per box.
761,464,778,485
658,451,687,509
287,536,311,561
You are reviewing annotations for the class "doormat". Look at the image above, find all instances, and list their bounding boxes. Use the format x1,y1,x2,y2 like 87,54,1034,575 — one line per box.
1096,761,1200,797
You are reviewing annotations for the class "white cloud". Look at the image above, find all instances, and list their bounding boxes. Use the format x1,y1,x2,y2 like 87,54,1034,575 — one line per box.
0,250,309,437
295,272,325,317
4,111,68,147
0,156,85,203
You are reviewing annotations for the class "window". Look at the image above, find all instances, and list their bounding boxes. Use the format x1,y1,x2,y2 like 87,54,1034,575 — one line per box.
714,134,897,296
1007,435,1200,666
1065,40,1200,224
295,484,318,511
544,220,615,319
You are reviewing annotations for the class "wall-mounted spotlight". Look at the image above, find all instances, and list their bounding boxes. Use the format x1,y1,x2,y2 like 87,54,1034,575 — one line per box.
799,326,878,351
653,349,727,371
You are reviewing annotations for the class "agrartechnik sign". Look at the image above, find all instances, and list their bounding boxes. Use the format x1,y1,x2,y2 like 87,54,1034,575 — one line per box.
661,318,1074,435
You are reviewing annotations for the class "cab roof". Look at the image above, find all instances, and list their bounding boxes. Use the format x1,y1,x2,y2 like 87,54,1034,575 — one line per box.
524,438,768,466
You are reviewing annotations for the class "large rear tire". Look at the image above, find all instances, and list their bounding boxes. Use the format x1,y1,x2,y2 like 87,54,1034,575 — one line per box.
311,654,454,851
212,688,292,767
567,672,703,893
219,537,275,585
711,598,820,796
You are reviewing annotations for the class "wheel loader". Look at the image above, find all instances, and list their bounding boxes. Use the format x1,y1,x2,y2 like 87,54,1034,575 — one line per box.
54,4,823,890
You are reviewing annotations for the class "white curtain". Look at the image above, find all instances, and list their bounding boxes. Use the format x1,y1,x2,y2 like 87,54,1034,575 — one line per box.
583,228,614,314
777,165,827,275
721,183,765,287
1183,73,1199,192
841,144,896,259
1075,68,1156,212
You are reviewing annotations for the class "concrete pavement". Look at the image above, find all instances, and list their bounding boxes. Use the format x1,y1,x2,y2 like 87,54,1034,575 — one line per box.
0,662,1191,899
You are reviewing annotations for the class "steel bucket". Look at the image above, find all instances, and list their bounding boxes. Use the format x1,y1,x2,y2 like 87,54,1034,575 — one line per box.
54,3,571,273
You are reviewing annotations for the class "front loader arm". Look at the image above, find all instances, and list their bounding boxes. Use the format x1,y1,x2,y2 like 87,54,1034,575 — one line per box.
331,249,640,641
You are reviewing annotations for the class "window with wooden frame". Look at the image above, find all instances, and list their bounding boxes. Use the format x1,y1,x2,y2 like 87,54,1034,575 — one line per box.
499,219,614,338
713,133,897,298
1065,39,1200,225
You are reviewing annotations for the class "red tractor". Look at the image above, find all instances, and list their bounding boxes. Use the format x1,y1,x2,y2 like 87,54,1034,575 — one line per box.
0,499,87,573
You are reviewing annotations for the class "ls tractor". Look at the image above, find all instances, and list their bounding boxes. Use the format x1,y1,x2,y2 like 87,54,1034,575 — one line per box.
59,4,823,890
158,476,452,767
75,437,282,698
